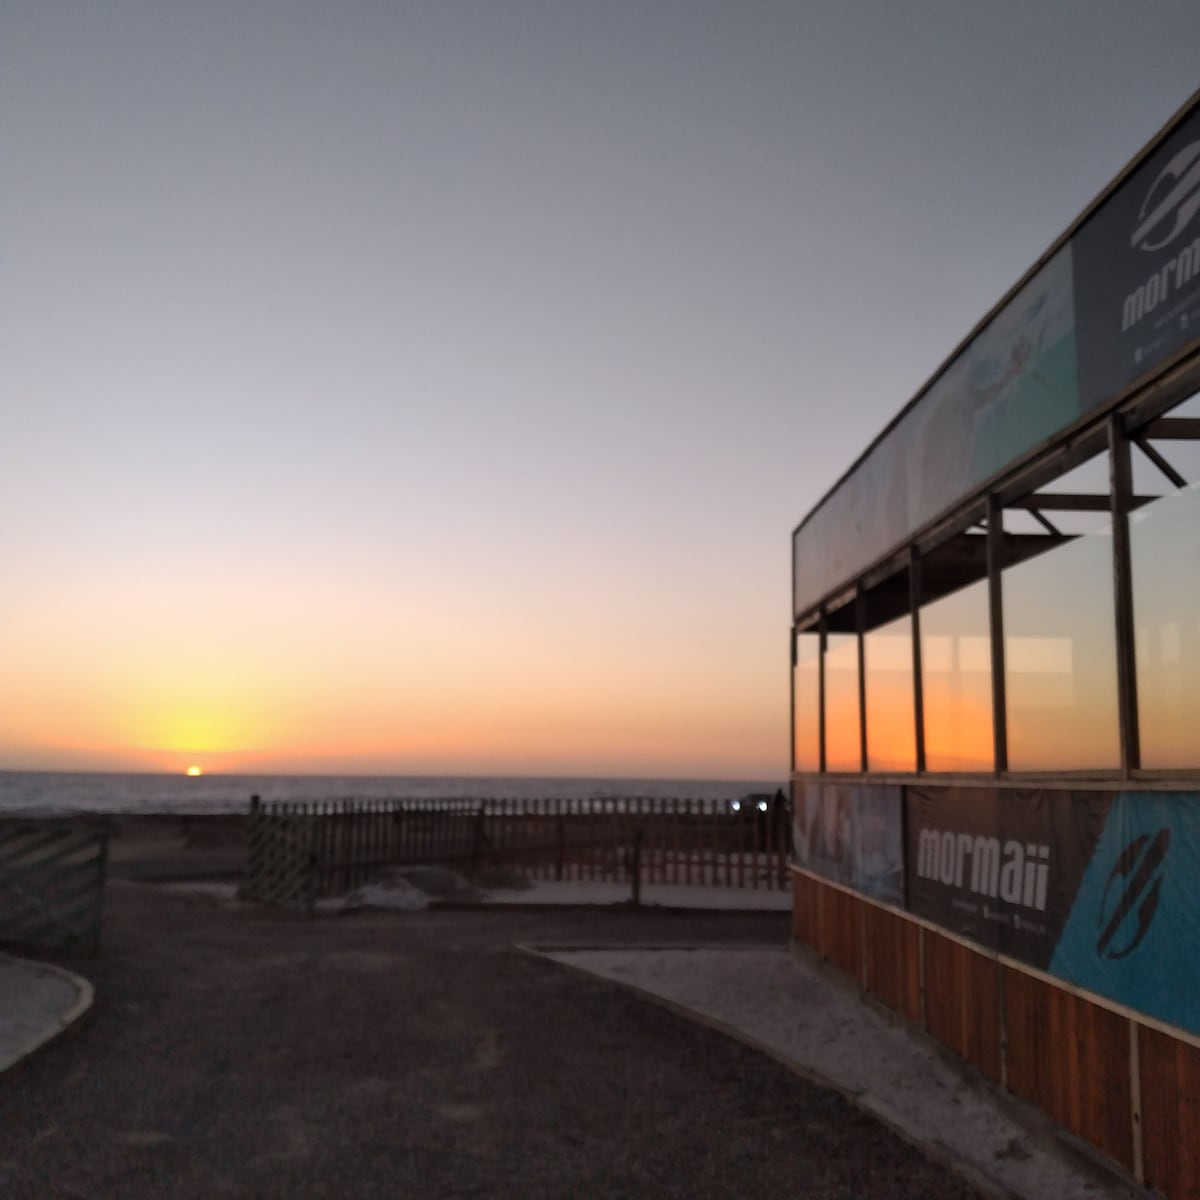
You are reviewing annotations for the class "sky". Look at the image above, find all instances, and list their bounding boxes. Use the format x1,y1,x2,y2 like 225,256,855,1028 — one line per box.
1,2,1196,780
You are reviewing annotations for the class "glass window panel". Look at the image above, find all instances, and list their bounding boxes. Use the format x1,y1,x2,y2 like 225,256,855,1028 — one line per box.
1003,523,1120,770
793,632,821,771
824,633,861,771
1132,482,1200,768
921,580,993,771
865,614,915,772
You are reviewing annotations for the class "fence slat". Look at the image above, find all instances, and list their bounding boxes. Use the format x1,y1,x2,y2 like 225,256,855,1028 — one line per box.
705,799,715,887
645,798,653,884
765,794,776,888
753,796,763,889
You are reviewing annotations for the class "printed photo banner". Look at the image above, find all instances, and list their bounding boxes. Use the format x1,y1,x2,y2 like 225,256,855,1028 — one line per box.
792,780,904,906
793,245,1078,617
906,785,1200,1038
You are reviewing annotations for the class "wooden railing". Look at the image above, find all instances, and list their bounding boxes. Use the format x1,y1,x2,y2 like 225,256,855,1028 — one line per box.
242,795,790,910
0,819,109,953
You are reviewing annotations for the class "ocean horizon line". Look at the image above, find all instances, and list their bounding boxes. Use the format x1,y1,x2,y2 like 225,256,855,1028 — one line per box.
0,769,786,817
0,766,782,783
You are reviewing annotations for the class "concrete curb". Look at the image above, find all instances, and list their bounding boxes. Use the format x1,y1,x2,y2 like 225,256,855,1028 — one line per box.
0,952,94,1075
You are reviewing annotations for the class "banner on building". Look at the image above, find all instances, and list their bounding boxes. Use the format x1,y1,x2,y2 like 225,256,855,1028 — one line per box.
906,785,1200,1037
1050,790,1200,1037
794,243,1079,618
1074,99,1200,413
793,781,904,905
905,786,1110,965
793,96,1200,621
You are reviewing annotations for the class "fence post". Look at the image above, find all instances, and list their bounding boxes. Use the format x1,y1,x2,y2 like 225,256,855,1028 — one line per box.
305,804,318,915
555,807,565,881
773,790,788,889
471,804,486,875
631,829,643,907
242,794,262,901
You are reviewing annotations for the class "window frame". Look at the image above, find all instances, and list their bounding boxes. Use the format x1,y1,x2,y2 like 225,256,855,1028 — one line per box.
789,357,1200,787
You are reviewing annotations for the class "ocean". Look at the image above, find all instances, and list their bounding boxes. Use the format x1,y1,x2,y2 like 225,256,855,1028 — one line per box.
0,771,783,816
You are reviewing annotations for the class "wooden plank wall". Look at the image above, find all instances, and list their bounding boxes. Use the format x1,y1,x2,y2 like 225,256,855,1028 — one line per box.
792,869,1200,1197
1003,967,1133,1171
862,904,921,1025
923,929,1003,1084
818,883,862,979
1138,1025,1200,1198
791,870,820,950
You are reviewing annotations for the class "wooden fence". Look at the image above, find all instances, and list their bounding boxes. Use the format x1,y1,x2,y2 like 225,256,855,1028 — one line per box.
242,795,790,910
0,819,109,953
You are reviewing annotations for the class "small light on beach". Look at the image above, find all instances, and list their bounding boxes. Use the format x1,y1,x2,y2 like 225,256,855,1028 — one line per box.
186,765,203,777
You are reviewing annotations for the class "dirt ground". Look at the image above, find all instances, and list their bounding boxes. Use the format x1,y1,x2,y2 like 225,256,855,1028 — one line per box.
0,883,979,1199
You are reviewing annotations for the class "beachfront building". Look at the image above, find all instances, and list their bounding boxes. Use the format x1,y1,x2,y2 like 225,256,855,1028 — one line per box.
789,89,1200,1198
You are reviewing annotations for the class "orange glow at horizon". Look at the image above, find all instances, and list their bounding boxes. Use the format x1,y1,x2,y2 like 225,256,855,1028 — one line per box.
0,568,787,779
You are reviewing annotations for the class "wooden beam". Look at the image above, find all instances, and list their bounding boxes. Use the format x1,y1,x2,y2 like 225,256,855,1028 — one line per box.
1028,509,1063,537
1007,493,1112,512
1132,435,1188,489
1142,416,1200,440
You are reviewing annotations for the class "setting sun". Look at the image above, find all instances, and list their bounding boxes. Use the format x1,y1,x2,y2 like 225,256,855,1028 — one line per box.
186,766,203,777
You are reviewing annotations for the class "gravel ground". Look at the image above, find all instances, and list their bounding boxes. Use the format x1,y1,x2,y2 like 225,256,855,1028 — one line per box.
0,883,978,1199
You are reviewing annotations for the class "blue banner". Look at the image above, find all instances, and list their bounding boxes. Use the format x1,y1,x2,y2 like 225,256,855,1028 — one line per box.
1049,791,1200,1037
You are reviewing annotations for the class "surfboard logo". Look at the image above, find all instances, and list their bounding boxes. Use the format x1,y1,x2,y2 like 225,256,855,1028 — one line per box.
1131,140,1200,254
1096,829,1170,960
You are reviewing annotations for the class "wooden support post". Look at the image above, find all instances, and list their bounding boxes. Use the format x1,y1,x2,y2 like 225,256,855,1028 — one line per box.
1110,415,1141,775
818,609,828,773
986,494,1008,774
856,583,868,771
909,546,926,773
